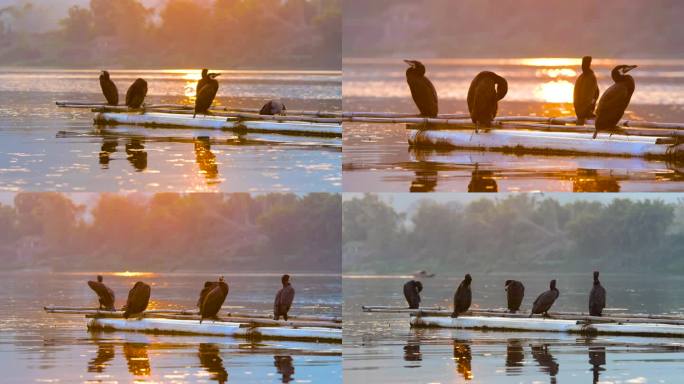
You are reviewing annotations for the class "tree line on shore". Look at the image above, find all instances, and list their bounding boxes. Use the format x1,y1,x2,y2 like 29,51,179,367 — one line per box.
0,192,341,272
343,194,684,274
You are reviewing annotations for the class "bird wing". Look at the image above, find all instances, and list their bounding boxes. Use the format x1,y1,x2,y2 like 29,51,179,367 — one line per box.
126,284,151,313
195,83,219,113
88,281,113,303
596,83,630,125
574,72,599,117
407,75,438,117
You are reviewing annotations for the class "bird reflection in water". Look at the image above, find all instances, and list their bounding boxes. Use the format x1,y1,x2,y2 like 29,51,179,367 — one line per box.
194,136,220,182
573,169,620,192
87,343,115,373
452,339,473,380
274,355,295,383
588,346,606,384
505,339,524,375
403,338,422,367
198,343,228,384
123,342,151,376
410,168,438,192
530,344,559,383
125,138,148,172
468,164,498,192
99,138,118,168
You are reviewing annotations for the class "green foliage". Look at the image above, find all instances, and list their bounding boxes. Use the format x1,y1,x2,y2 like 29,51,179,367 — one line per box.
343,195,683,274
0,0,341,68
0,192,341,272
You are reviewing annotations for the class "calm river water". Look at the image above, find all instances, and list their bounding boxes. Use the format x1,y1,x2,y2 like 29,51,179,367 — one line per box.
343,58,684,192
343,273,684,383
0,69,342,192
0,272,341,383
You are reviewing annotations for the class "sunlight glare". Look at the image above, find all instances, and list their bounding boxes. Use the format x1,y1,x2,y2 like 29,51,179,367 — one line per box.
113,271,156,278
520,58,580,67
535,80,574,103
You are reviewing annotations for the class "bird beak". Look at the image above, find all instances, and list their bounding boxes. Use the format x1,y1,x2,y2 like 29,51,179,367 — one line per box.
624,65,638,73
403,60,415,67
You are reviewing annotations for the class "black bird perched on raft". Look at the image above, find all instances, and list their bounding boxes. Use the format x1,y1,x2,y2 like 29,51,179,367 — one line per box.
99,71,119,106
403,280,423,309
530,280,559,318
588,271,606,316
122,281,151,319
467,71,508,131
593,65,638,139
573,56,599,125
274,274,295,321
199,276,229,323
194,73,220,118
259,100,287,115
404,60,438,118
505,280,525,313
125,78,148,109
88,275,115,311
451,274,472,318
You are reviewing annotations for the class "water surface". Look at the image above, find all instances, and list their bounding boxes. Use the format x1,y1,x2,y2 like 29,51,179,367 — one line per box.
0,272,341,383
0,69,342,192
343,273,684,383
343,58,684,192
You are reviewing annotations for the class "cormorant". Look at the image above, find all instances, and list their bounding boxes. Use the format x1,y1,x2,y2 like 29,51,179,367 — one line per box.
467,71,508,131
87,275,115,311
451,274,472,318
588,271,606,316
274,274,295,321
530,280,559,318
99,71,119,106
403,280,423,309
194,73,220,118
125,78,148,109
259,99,287,115
594,65,637,138
404,60,438,117
573,56,599,125
122,281,151,319
199,277,229,323
505,280,525,313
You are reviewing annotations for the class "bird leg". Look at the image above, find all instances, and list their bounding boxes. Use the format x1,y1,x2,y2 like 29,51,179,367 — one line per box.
450,312,459,318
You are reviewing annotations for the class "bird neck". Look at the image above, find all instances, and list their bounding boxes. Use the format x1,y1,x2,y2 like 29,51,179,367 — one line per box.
407,66,425,77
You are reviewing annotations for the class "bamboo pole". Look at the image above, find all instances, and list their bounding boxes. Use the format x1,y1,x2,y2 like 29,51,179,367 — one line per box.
362,306,684,325
83,312,341,328
44,306,341,323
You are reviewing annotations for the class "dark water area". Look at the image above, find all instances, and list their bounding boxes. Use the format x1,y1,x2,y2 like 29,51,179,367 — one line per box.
0,69,342,192
0,272,341,383
343,274,684,383
343,59,684,192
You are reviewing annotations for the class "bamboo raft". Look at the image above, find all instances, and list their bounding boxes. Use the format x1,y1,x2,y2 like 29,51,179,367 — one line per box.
56,102,342,139
339,110,684,161
44,306,341,343
362,306,684,338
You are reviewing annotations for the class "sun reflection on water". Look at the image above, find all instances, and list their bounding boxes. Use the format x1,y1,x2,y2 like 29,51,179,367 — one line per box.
535,80,574,103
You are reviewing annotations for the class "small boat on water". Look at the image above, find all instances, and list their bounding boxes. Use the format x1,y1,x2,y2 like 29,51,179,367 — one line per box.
45,306,341,343
362,306,684,338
